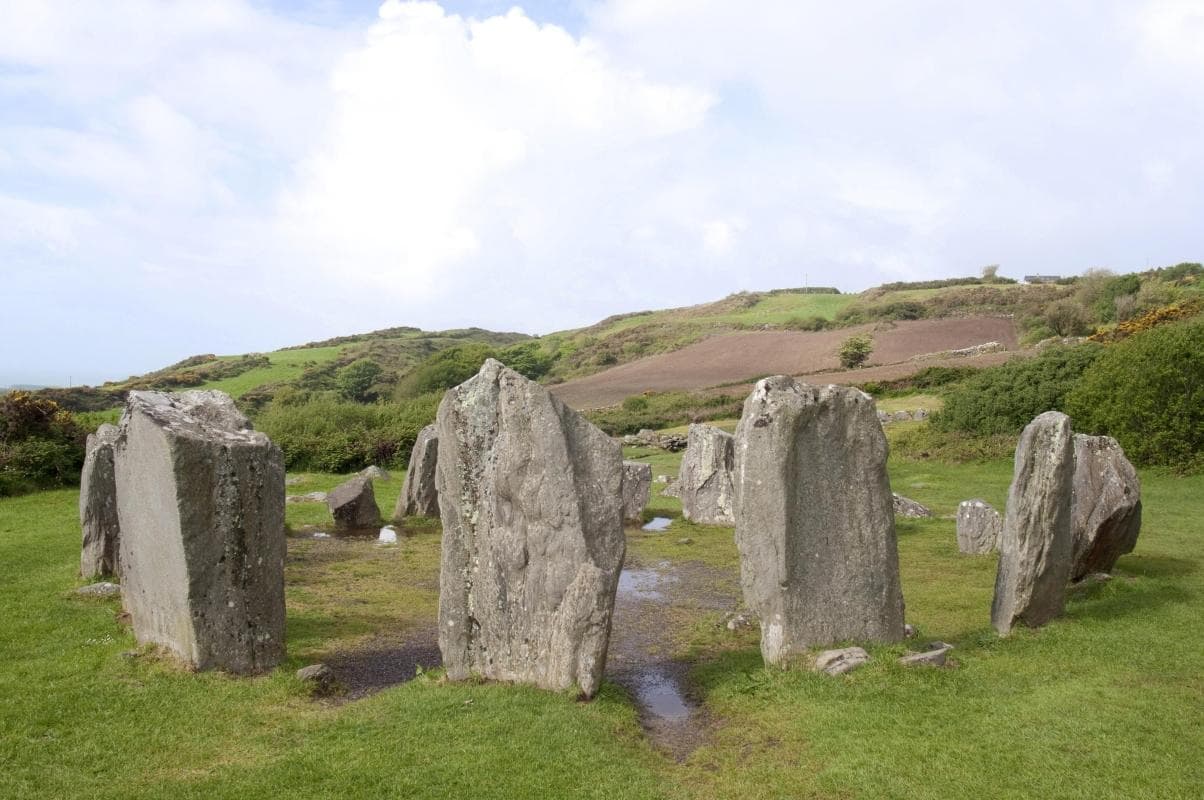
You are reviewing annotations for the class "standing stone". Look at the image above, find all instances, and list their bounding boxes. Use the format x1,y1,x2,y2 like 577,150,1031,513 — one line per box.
393,424,439,518
621,461,652,524
80,424,121,578
114,391,285,673
956,500,1002,554
435,359,624,698
678,424,736,525
991,411,1075,635
327,475,380,531
1071,434,1141,580
734,377,905,665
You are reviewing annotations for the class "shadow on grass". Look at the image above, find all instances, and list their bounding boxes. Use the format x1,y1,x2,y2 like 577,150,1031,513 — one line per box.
1065,575,1193,623
287,610,405,655
1115,553,1196,579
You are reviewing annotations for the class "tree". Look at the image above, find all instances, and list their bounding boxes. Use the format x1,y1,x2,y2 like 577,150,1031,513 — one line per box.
336,359,383,403
838,334,873,369
982,264,1000,282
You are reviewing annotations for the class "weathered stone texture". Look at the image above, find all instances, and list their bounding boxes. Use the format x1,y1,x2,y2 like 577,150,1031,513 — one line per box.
892,493,932,518
80,424,121,578
956,499,1002,554
991,411,1075,635
114,390,285,673
327,475,379,531
621,461,652,523
1071,434,1141,580
678,424,736,525
435,359,625,698
734,377,905,665
393,424,439,518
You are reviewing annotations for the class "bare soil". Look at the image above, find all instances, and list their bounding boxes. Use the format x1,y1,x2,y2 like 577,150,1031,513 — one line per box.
551,316,1018,409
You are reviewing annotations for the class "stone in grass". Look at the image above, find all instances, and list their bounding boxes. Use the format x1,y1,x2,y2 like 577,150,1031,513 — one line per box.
991,411,1075,636
327,475,380,532
621,461,652,524
1070,434,1141,581
957,499,1002,554
899,641,954,667
678,424,736,525
80,423,121,579
892,493,932,518
734,377,905,665
676,537,694,545
75,581,121,599
394,424,439,518
359,465,390,481
114,390,285,674
286,491,327,504
296,663,340,697
814,647,870,676
435,359,624,699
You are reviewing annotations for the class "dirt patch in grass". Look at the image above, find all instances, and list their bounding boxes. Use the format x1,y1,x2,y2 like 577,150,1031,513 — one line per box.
324,626,441,700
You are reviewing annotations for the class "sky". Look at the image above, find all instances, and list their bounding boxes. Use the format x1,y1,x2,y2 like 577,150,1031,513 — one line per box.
2,1,1202,386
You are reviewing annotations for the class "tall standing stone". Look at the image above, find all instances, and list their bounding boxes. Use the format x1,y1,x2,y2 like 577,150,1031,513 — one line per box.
114,391,285,674
678,424,736,525
621,461,652,524
80,424,121,578
734,377,905,665
956,499,1002,554
1071,434,1141,580
991,411,1075,635
436,359,624,698
393,424,439,518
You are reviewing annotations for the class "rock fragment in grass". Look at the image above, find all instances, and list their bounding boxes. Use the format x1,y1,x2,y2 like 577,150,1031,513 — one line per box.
394,424,439,518
621,461,652,524
956,499,1001,554
899,642,953,667
678,424,736,525
297,663,339,696
359,465,390,481
114,390,285,674
286,491,327,504
75,581,121,599
435,359,624,700
893,493,932,518
1071,434,1141,581
991,411,1075,635
734,377,905,666
327,475,379,532
814,647,870,676
80,423,121,579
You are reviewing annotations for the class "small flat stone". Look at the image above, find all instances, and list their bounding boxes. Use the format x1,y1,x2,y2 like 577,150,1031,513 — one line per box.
814,646,870,676
676,537,694,545
75,582,120,598
899,642,953,667
296,663,339,696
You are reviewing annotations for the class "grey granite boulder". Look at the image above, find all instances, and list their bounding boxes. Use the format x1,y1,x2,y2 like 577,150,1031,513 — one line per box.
956,499,1002,554
327,475,379,531
394,424,439,518
114,390,285,674
621,461,652,524
435,359,625,699
75,581,121,599
814,647,870,676
892,493,932,518
991,411,1075,635
1071,434,1141,581
678,424,736,525
899,642,953,667
80,424,121,578
734,377,905,665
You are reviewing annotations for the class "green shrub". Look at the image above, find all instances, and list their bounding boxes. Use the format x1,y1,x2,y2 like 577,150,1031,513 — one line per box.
838,334,874,369
0,391,86,495
1066,318,1204,470
859,366,976,397
932,345,1102,435
586,391,743,435
336,358,384,402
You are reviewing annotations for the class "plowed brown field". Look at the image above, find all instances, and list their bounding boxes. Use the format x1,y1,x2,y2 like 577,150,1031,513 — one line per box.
551,316,1018,409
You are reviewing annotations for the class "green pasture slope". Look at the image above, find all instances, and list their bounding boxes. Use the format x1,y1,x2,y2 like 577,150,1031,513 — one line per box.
192,346,345,398
1,454,1201,798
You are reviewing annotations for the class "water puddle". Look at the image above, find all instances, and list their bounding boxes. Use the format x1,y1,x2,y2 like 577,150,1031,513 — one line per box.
631,669,691,721
618,563,677,602
641,516,673,532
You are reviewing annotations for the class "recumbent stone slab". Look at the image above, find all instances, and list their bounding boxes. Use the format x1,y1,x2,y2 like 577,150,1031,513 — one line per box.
734,377,905,665
1071,434,1141,581
394,424,439,518
114,390,285,673
678,423,736,525
991,411,1075,635
956,499,1002,554
435,359,625,698
80,423,121,578
621,461,652,524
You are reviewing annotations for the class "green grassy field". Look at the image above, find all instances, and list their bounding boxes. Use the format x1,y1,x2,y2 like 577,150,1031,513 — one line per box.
1,451,1200,798
587,291,856,339
193,346,346,398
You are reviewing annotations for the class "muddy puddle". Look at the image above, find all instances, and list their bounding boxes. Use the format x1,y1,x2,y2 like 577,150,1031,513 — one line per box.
641,517,673,532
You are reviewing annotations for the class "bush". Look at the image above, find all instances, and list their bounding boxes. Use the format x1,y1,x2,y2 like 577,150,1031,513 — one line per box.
256,394,439,472
838,334,874,369
1067,318,1204,470
1044,301,1092,336
336,358,384,402
0,391,86,495
859,366,977,397
932,345,1102,435
586,391,743,436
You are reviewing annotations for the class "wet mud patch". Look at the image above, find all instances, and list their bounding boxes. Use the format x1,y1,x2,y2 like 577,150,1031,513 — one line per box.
323,626,441,701
608,556,741,760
